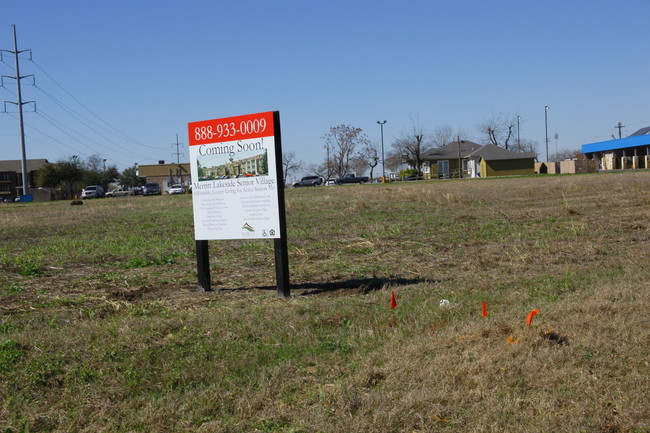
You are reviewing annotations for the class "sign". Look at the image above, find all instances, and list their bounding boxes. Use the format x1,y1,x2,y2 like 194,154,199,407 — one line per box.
188,111,281,240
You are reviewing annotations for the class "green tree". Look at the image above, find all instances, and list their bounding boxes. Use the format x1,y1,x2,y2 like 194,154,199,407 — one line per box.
35,160,83,198
118,165,145,188
197,160,204,179
259,149,268,175
80,154,118,188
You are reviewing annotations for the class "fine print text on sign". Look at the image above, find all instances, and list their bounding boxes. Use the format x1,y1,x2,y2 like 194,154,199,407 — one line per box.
188,111,281,241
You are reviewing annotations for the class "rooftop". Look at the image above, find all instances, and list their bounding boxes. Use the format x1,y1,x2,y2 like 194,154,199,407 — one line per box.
0,159,49,172
467,144,536,161
422,140,482,160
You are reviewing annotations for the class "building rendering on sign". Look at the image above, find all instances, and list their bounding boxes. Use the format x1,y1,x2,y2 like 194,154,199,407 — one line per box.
200,151,268,180
582,126,650,170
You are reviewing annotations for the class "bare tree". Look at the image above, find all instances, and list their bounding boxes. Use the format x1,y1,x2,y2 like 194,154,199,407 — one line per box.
478,113,517,149
518,138,539,158
391,122,429,172
431,125,454,148
307,161,328,182
322,124,370,177
554,148,583,161
354,141,380,181
82,154,105,172
384,151,404,173
281,151,302,186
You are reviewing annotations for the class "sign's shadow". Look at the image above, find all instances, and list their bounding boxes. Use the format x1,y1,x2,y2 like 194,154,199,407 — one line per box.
229,276,438,296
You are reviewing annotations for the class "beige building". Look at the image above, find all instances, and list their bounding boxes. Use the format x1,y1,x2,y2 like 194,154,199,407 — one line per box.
138,162,191,193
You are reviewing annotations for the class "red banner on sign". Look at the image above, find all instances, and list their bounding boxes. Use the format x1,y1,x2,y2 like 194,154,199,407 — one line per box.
188,111,275,146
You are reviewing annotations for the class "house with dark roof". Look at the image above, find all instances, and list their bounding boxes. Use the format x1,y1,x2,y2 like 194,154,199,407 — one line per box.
421,141,536,179
421,140,482,179
466,144,536,178
0,159,49,201
581,127,650,170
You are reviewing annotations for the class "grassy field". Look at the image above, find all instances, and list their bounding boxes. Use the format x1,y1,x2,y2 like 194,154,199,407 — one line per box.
1,171,649,432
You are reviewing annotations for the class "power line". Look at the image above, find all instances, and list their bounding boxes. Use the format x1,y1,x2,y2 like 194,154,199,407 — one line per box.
34,85,153,158
30,59,160,150
5,111,89,158
34,110,150,161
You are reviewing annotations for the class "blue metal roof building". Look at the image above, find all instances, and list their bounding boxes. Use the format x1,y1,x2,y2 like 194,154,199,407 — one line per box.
581,127,650,170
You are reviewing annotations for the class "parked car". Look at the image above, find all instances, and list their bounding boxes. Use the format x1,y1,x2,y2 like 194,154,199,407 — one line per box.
105,188,132,198
143,183,161,195
335,173,369,185
168,184,185,194
293,176,323,187
81,185,105,199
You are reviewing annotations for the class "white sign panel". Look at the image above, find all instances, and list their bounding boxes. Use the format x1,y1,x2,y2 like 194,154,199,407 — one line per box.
187,111,281,240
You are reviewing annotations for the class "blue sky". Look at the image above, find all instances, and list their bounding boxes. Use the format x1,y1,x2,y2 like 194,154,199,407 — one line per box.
1,0,648,178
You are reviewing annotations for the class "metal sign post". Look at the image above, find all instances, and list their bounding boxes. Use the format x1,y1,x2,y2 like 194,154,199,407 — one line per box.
196,239,211,292
271,112,290,297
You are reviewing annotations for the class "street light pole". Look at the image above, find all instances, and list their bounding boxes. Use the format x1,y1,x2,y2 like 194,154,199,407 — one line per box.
544,106,549,162
517,115,521,152
377,120,387,182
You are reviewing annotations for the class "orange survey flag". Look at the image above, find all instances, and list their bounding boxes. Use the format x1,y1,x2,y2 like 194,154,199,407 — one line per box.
390,291,397,310
482,301,488,318
526,309,539,326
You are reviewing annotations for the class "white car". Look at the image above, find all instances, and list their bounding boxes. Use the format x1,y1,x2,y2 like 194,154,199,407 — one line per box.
81,185,105,199
169,184,185,194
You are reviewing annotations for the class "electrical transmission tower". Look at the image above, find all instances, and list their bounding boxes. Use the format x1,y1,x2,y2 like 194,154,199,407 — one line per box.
1,25,34,196
172,134,184,164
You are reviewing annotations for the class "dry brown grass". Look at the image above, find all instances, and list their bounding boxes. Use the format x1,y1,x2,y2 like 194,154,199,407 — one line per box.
1,171,649,432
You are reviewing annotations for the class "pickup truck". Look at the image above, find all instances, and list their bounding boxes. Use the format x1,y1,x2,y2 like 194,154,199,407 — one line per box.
335,173,369,185
105,188,132,198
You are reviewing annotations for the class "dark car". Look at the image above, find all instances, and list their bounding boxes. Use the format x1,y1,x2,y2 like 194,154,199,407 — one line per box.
293,176,323,187
143,183,161,195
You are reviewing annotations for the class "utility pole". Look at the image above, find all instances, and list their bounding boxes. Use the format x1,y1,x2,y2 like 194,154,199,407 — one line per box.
615,122,625,139
544,106,550,162
172,134,184,164
2,25,34,197
517,115,521,152
457,135,462,179
377,120,387,181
